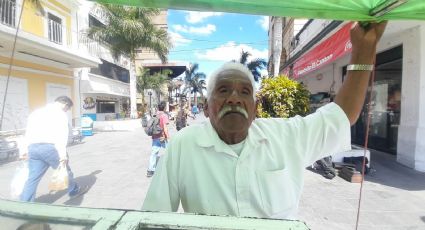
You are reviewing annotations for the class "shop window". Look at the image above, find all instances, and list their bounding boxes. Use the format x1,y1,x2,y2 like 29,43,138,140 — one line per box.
96,101,116,113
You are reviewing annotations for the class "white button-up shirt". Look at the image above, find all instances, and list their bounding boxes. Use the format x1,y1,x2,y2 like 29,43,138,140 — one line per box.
25,103,69,159
142,103,351,219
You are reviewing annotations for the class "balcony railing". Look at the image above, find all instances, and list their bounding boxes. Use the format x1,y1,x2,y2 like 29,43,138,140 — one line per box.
79,32,130,69
48,18,62,44
0,0,16,28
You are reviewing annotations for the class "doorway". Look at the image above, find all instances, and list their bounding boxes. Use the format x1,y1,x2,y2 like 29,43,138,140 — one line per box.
349,45,402,154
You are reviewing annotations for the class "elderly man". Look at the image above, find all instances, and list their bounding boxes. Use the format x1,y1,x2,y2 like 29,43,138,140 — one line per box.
142,22,387,219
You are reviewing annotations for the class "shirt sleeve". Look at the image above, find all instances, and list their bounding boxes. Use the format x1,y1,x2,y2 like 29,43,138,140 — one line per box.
142,139,180,212
289,103,351,167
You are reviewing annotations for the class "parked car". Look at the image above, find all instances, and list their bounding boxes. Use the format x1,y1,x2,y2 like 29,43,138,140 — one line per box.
0,137,19,162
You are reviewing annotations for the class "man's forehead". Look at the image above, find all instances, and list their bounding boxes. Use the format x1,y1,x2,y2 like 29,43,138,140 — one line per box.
216,70,252,84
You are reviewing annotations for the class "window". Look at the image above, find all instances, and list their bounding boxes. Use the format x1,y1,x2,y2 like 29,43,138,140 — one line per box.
48,13,62,44
0,0,16,27
96,101,116,113
89,15,104,28
90,59,130,83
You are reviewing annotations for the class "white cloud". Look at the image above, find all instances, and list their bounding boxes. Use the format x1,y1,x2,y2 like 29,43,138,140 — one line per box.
172,24,216,35
256,16,269,31
195,42,268,62
239,27,243,31
169,31,191,47
185,11,223,24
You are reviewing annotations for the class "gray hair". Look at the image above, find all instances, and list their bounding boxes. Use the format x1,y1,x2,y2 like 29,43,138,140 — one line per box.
207,62,256,101
55,96,73,108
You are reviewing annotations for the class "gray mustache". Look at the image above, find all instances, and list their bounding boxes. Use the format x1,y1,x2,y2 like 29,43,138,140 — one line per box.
218,105,248,119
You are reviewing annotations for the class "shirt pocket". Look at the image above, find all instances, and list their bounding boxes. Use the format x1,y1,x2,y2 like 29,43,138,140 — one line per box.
256,169,296,217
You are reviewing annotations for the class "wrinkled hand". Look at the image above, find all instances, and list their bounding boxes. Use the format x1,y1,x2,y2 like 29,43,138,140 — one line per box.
350,21,387,63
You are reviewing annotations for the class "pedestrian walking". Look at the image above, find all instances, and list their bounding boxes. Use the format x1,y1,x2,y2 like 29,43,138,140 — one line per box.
191,104,199,117
20,96,88,202
175,103,194,131
147,101,169,177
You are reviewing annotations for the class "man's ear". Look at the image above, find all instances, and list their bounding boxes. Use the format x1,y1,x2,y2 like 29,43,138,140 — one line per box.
204,99,209,117
255,100,260,118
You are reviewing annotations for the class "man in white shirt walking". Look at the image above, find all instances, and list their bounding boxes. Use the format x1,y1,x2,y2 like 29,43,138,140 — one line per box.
20,96,87,202
142,22,387,219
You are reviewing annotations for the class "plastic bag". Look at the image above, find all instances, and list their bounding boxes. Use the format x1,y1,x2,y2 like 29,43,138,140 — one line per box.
10,161,29,200
48,163,69,191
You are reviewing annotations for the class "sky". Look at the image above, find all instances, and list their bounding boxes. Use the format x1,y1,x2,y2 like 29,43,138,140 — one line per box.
167,10,270,79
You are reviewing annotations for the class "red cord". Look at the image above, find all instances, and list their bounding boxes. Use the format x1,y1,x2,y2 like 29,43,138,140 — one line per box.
355,58,376,229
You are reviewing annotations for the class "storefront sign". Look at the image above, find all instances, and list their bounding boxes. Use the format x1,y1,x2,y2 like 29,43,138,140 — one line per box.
96,95,118,101
292,22,353,78
83,97,96,110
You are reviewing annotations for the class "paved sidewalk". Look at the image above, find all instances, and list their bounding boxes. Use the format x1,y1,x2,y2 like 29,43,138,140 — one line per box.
299,150,425,230
0,114,424,229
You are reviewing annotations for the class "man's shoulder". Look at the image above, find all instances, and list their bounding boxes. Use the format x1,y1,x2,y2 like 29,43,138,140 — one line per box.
172,122,208,142
253,117,290,126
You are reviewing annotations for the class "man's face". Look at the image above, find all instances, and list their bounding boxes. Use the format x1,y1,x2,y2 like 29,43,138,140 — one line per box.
204,70,256,135
61,103,70,112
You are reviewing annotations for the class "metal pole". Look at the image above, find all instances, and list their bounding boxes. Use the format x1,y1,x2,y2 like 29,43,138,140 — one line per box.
149,92,152,116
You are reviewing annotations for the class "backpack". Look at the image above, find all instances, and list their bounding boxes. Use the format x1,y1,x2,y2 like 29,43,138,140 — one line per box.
145,115,163,136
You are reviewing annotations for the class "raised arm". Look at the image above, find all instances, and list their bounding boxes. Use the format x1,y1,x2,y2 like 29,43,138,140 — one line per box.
334,21,387,125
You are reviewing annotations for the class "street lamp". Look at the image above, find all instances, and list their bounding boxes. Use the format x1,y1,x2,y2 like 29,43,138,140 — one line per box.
147,89,153,116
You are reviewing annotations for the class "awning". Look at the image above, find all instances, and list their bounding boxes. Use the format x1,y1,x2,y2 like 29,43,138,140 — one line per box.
142,63,187,79
96,0,425,21
291,22,353,78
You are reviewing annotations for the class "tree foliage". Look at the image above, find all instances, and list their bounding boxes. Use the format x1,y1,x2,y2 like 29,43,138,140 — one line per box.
257,75,310,118
183,63,206,104
88,4,171,63
237,50,267,82
136,67,171,112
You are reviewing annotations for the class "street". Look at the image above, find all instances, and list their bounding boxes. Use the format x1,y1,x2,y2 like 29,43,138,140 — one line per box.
0,114,424,229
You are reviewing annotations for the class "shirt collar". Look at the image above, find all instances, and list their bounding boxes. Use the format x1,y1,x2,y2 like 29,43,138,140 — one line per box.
196,120,268,155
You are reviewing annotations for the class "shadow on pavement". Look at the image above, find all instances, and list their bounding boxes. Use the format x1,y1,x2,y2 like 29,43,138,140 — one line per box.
35,170,102,205
365,150,425,191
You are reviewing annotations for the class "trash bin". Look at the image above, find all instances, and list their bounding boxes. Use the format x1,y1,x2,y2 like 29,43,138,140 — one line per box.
81,116,94,136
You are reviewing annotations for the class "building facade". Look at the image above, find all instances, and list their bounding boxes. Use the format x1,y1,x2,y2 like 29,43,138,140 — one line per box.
134,10,186,114
0,0,99,130
76,1,131,121
268,17,308,77
270,18,425,172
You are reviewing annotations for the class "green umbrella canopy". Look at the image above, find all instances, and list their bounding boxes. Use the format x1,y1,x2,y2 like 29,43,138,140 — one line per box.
95,0,425,21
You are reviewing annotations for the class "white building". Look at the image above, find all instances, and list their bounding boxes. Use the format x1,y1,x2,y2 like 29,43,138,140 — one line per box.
76,1,131,121
270,19,425,172
0,0,100,131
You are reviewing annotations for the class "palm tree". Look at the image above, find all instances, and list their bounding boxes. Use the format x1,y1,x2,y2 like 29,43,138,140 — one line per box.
183,63,206,106
88,3,172,117
27,0,45,15
136,67,171,114
238,50,267,82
